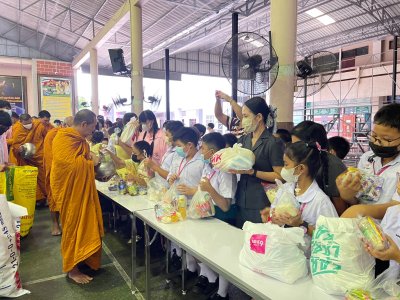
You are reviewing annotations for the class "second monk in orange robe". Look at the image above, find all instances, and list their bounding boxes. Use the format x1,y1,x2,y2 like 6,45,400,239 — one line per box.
51,109,103,284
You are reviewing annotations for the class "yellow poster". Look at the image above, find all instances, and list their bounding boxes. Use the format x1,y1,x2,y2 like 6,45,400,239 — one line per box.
40,77,73,121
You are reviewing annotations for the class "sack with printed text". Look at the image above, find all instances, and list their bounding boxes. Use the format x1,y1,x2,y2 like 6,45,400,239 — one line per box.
0,195,30,298
188,187,215,219
0,166,38,237
211,143,255,172
310,216,375,295
239,222,308,284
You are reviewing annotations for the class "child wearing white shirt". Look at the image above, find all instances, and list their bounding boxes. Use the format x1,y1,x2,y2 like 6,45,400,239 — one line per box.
167,127,206,275
269,141,338,240
338,104,400,219
145,120,183,186
192,132,237,299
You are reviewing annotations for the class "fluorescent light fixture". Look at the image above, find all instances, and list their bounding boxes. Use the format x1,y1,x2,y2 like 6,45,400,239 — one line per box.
241,36,264,48
306,8,323,18
317,15,336,25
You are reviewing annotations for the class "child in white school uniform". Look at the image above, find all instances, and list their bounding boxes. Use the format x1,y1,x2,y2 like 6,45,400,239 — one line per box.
228,141,339,300
338,103,400,219
167,127,207,274
144,120,184,186
362,177,400,277
192,132,237,299
268,141,338,242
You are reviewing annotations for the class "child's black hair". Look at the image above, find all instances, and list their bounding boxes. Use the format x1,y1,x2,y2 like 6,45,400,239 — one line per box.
138,110,159,132
133,140,152,157
91,130,104,144
285,141,322,185
373,103,400,131
223,133,238,148
165,120,184,135
328,136,350,160
173,127,199,146
122,113,137,125
193,123,206,137
276,128,292,144
291,121,329,189
202,132,226,152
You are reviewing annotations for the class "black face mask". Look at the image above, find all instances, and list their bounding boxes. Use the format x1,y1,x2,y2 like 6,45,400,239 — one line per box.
131,154,141,163
369,142,400,158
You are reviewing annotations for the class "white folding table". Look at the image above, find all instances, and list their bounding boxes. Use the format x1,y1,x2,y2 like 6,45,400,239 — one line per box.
136,209,341,300
96,180,154,294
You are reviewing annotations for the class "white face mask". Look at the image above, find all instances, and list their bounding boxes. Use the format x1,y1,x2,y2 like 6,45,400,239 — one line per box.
142,123,149,132
242,117,257,133
280,166,300,183
23,123,33,130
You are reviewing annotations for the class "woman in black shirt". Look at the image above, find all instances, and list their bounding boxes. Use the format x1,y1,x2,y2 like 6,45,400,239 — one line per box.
231,97,284,228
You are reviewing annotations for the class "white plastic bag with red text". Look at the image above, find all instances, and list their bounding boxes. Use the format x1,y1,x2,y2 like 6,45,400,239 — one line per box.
211,143,255,172
239,221,308,284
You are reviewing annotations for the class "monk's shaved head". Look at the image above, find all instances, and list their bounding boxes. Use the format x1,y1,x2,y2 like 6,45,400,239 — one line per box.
64,116,73,127
74,109,97,125
73,109,97,138
20,113,32,122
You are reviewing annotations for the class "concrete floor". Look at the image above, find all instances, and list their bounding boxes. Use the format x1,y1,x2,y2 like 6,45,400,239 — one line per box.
16,204,209,300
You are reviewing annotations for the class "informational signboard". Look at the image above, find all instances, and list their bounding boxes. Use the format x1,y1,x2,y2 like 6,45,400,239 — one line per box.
0,75,27,114
39,77,73,122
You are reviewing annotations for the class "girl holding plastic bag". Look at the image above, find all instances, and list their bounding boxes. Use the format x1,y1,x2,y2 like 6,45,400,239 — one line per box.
190,132,237,299
106,140,153,186
269,141,338,240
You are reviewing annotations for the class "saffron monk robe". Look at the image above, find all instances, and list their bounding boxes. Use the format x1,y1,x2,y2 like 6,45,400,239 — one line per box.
50,109,103,284
9,113,47,202
43,116,73,236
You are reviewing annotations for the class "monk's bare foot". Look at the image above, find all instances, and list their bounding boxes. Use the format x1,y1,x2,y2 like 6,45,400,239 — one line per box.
68,267,93,284
51,225,62,236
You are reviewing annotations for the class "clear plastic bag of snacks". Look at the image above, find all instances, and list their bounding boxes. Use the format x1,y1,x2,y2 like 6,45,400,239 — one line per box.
188,188,215,219
147,178,167,202
341,167,384,202
273,180,300,217
154,202,183,224
345,289,374,300
357,216,388,251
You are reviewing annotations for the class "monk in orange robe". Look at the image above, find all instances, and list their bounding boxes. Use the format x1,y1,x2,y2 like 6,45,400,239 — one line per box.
39,110,54,134
9,114,47,201
51,109,103,284
43,116,73,236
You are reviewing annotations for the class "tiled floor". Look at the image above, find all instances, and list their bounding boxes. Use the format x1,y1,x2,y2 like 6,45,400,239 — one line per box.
16,204,209,300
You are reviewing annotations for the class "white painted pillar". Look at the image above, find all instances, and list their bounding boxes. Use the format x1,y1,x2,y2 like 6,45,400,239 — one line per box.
130,4,144,114
73,68,79,114
90,48,99,115
269,0,297,130
31,59,39,115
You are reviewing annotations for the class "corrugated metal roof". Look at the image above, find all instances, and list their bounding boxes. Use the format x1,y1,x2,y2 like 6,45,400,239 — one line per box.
0,0,399,70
